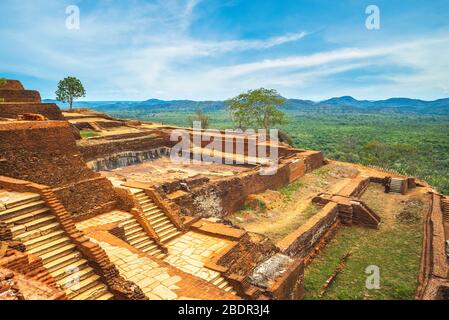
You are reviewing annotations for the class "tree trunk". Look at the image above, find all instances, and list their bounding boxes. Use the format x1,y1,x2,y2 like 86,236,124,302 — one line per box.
69,98,73,112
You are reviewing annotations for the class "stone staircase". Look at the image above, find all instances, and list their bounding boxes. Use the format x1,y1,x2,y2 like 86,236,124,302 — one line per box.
120,217,167,259
134,191,182,243
442,198,449,223
0,193,113,300
389,178,404,193
209,273,237,295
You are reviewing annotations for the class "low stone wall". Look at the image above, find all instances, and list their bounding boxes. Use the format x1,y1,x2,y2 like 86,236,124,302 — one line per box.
0,248,61,292
276,202,340,258
0,266,66,300
170,155,320,218
52,176,118,219
337,176,370,197
79,134,165,162
0,90,41,103
0,103,64,120
416,193,449,299
264,257,304,300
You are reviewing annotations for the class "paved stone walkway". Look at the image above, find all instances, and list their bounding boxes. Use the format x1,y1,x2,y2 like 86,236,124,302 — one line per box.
92,239,184,300
76,210,132,230
164,231,232,282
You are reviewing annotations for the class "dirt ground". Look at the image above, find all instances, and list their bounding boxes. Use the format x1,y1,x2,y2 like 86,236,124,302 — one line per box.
101,156,251,185
227,163,360,242
360,183,430,228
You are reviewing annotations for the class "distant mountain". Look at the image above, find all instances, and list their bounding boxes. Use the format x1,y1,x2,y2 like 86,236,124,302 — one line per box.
318,96,449,114
43,96,449,115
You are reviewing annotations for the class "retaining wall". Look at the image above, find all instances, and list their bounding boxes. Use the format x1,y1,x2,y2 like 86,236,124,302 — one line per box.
276,202,339,258
0,103,65,120
0,121,118,218
0,90,41,103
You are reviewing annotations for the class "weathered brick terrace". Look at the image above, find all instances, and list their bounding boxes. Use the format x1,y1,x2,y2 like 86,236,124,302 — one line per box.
0,79,448,300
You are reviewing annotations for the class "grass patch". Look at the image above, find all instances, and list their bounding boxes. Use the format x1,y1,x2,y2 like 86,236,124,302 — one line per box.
303,203,322,220
304,186,425,300
80,130,100,138
279,180,303,201
304,225,422,300
0,78,6,86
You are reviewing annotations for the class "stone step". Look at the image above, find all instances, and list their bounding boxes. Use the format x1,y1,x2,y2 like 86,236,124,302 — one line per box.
135,194,148,200
128,234,149,246
155,252,167,260
28,236,72,256
132,237,153,249
95,291,114,300
121,219,138,227
140,244,159,253
139,199,153,206
125,226,145,238
158,226,178,237
40,243,77,264
4,207,50,226
50,259,89,281
134,238,156,249
150,215,170,226
154,223,174,234
71,282,108,300
0,200,46,220
217,280,229,289
14,221,60,241
12,215,56,234
123,223,141,233
212,276,226,286
44,252,83,273
223,285,234,292
145,211,164,220
1,193,41,210
160,230,181,243
142,205,158,212
57,266,95,289
66,274,102,299
24,229,66,250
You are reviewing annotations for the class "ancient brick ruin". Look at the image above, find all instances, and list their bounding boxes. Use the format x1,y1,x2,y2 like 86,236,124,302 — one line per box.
0,80,447,300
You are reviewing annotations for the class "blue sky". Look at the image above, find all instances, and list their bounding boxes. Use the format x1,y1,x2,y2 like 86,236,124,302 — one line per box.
1,0,449,101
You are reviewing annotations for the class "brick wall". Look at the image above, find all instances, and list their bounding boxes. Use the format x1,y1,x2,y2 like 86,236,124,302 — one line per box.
0,90,41,103
276,202,340,258
0,103,65,120
0,122,118,218
0,80,24,90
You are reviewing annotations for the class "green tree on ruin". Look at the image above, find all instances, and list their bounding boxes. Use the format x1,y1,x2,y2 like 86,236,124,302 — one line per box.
55,76,86,112
225,88,287,130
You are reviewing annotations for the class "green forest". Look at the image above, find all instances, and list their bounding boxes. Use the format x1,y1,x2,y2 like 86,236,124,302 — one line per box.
104,109,449,194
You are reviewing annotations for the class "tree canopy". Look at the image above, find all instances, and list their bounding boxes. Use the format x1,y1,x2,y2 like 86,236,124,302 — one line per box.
225,88,287,130
55,76,86,112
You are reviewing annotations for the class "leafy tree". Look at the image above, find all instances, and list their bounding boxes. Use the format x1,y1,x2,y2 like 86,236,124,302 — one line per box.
225,88,287,129
55,76,86,112
188,108,210,129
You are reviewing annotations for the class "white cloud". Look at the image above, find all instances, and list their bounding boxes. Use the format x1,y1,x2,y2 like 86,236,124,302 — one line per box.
1,0,449,101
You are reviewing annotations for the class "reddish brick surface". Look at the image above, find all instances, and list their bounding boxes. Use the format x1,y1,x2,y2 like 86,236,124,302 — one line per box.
0,90,41,103
0,80,24,90
0,103,64,120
